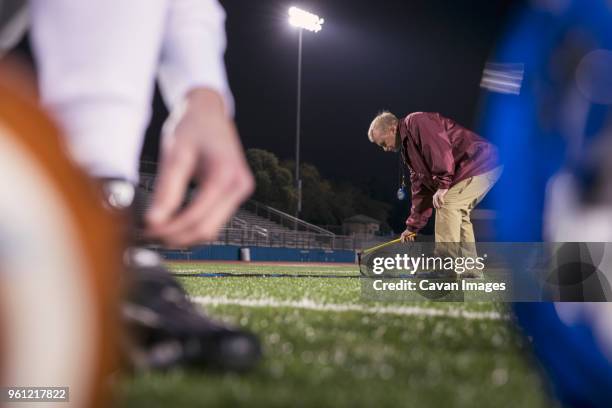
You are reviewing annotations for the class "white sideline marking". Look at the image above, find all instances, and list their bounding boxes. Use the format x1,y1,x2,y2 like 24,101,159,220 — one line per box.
174,268,355,275
192,296,507,321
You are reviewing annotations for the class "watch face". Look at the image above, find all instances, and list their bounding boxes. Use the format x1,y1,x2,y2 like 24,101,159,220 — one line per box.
104,180,135,210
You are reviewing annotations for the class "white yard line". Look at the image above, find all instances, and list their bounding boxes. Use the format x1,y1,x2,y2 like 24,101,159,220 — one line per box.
192,296,507,321
173,269,356,275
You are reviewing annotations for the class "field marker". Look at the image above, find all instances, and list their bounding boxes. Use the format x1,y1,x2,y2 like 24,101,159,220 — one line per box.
173,269,357,277
192,296,507,321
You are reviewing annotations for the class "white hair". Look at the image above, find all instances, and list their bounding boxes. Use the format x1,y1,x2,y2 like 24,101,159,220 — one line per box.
368,111,398,142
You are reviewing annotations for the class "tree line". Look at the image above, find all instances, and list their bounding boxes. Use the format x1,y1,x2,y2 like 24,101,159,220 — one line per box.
246,148,392,232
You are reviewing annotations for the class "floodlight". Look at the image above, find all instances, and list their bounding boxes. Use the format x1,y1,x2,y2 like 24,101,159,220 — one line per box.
288,7,324,32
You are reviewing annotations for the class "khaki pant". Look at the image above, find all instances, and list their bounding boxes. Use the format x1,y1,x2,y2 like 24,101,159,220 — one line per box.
435,166,503,258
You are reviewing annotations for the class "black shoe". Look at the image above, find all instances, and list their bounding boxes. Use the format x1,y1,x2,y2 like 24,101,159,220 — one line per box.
100,179,261,371
122,247,261,371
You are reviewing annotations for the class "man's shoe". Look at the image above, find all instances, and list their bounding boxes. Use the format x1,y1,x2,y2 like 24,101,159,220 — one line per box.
122,247,261,371
101,179,261,371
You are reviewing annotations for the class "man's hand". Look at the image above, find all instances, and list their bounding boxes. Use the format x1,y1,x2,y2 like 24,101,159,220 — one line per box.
400,230,416,243
432,188,449,209
145,88,254,247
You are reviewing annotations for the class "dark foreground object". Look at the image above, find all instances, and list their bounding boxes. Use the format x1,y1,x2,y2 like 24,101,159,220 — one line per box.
122,247,262,371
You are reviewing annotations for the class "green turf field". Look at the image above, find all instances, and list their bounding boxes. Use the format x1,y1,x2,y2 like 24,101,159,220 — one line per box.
117,262,557,408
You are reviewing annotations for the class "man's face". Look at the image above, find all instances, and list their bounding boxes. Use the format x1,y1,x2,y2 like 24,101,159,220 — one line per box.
372,126,398,152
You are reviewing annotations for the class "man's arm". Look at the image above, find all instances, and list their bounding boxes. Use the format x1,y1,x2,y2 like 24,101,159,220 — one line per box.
145,88,254,247
29,0,168,182
409,113,455,190
404,171,434,234
146,0,254,246
157,0,233,114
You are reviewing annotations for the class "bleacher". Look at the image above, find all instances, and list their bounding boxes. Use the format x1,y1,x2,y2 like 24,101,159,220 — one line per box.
138,172,359,250
216,201,356,250
231,208,291,233
138,171,498,251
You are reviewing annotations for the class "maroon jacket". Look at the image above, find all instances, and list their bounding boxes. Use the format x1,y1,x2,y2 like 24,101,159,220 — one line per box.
400,112,499,232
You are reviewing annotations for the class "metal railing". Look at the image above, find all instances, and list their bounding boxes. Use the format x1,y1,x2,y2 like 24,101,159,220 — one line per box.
137,170,361,250
252,225,268,237
243,200,335,236
231,216,248,229
139,170,334,234
215,227,356,250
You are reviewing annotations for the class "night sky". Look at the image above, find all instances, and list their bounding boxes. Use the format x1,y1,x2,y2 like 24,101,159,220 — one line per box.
12,1,516,228
145,0,515,204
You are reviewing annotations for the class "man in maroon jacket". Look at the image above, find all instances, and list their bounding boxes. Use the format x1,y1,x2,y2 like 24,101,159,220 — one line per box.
368,111,502,258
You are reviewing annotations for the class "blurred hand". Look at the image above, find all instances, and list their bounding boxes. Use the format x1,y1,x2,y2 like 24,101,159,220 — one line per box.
433,188,448,209
400,229,416,243
145,88,254,247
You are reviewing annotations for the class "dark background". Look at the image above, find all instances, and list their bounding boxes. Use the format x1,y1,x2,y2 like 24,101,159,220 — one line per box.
143,0,509,183
143,0,516,230
13,0,517,231
146,0,514,180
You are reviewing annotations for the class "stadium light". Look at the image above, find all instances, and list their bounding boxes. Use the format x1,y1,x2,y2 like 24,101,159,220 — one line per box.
288,7,324,223
288,6,324,32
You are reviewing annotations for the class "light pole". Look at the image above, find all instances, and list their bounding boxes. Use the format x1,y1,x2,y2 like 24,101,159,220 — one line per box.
288,7,324,223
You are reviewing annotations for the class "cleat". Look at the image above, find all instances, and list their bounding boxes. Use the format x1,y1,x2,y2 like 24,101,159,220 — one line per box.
101,180,261,372
122,248,261,371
